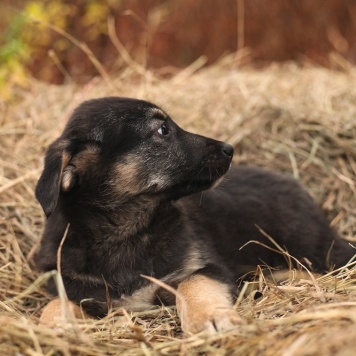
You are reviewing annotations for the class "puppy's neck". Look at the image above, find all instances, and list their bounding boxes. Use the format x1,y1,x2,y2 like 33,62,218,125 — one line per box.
65,194,165,242
106,195,163,240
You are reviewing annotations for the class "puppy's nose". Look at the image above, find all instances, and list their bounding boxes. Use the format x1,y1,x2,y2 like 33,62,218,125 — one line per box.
222,144,234,158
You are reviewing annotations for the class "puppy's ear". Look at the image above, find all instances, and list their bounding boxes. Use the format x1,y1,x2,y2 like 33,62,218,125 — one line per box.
35,140,73,217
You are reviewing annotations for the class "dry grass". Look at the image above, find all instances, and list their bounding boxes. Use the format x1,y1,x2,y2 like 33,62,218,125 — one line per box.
1,57,356,355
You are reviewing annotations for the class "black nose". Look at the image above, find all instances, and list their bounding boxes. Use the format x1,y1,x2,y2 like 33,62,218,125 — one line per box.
222,144,234,158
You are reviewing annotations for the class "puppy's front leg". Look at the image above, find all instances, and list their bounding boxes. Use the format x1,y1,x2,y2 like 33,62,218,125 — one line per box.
176,274,240,334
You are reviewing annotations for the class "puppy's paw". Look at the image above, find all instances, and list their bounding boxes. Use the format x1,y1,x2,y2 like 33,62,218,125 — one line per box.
176,274,241,334
39,298,88,327
180,305,241,334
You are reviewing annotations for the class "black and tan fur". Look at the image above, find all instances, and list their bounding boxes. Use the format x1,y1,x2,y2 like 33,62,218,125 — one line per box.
34,97,354,333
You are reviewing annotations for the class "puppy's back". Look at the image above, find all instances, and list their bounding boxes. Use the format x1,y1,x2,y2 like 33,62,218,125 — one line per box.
182,165,353,274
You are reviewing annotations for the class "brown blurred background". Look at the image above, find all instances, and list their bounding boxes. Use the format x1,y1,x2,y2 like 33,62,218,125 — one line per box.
1,0,356,85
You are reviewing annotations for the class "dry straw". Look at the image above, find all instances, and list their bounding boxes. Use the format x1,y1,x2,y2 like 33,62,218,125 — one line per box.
1,56,356,355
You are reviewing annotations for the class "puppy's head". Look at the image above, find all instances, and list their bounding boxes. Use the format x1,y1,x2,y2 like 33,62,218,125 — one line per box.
36,97,233,217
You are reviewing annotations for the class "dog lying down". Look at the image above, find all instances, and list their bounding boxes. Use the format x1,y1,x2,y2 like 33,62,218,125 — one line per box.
33,97,354,333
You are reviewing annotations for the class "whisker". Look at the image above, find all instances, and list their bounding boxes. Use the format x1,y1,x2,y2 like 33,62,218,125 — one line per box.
199,192,204,206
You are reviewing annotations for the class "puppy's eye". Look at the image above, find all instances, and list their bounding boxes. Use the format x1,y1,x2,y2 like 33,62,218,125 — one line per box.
157,123,169,136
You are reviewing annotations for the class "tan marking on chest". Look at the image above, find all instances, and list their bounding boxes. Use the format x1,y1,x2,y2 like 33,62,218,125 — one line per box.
112,283,159,311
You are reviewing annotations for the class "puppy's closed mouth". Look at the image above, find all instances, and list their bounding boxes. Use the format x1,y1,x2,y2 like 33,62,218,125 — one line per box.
189,175,225,188
174,166,229,193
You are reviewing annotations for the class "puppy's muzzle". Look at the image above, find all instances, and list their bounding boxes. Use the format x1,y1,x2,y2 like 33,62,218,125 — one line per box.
201,143,234,168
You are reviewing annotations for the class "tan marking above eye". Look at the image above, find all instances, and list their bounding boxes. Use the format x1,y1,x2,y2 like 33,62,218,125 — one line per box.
149,107,168,120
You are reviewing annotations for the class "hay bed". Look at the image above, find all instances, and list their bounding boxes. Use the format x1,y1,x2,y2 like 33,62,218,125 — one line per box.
1,59,356,355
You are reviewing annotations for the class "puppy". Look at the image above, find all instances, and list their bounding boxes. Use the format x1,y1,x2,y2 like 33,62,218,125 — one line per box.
34,97,354,333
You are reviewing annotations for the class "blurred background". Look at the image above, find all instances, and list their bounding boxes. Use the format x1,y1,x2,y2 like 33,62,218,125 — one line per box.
1,0,356,89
